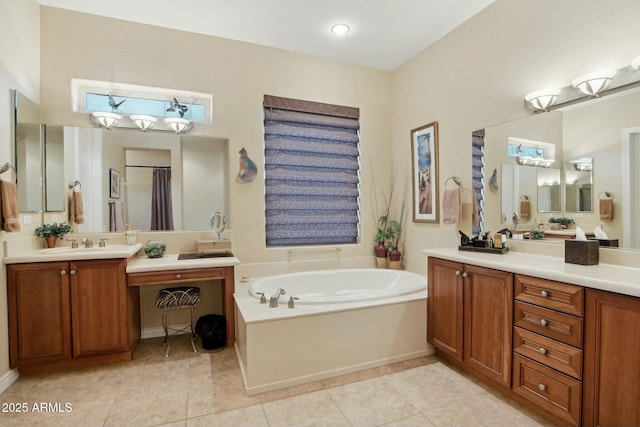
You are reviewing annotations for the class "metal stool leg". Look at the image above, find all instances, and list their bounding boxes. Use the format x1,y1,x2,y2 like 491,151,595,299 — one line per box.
190,305,198,353
162,308,170,357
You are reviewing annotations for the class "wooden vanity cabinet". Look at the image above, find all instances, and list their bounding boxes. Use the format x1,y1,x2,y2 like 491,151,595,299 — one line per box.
583,289,640,427
7,258,136,372
428,257,513,389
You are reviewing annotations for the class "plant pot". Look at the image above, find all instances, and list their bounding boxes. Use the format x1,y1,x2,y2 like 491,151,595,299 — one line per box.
388,248,401,270
46,235,57,248
374,241,387,268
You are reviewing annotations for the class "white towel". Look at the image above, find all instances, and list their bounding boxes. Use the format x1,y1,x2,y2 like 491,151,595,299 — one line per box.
442,187,461,225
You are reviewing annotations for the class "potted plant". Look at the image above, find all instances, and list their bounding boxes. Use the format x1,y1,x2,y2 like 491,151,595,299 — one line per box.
549,217,575,229
385,219,402,269
35,222,72,248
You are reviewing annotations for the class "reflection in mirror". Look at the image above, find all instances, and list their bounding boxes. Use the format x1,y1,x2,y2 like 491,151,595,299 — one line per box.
501,164,537,226
13,90,41,212
55,126,228,232
43,125,65,211
536,168,561,213
564,158,592,213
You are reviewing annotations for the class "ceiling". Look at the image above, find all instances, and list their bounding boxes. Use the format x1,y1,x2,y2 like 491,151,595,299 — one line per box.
38,0,495,71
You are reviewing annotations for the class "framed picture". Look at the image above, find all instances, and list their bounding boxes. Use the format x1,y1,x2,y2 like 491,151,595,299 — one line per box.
411,121,439,223
109,168,121,199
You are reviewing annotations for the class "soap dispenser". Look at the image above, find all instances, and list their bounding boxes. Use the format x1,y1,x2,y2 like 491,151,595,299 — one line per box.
125,224,137,245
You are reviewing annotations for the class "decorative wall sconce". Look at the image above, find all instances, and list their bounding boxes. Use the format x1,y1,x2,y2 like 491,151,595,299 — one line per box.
517,156,555,168
571,70,617,97
525,56,640,112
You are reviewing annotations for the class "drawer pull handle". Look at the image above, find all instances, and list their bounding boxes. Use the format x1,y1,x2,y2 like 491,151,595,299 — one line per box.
176,274,182,279
70,270,77,275
61,270,67,275
540,318,548,327
462,272,469,278
540,290,548,297
539,347,547,355
455,270,461,276
538,384,546,392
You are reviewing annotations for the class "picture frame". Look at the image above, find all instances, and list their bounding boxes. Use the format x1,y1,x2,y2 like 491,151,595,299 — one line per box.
109,168,121,199
411,121,439,223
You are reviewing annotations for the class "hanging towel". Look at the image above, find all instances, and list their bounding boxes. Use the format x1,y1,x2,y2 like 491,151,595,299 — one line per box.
520,199,531,221
69,190,85,224
599,198,613,222
442,187,461,225
109,200,127,232
0,179,20,232
472,190,479,226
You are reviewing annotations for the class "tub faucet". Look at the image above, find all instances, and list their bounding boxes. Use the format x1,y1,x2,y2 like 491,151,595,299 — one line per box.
270,288,286,307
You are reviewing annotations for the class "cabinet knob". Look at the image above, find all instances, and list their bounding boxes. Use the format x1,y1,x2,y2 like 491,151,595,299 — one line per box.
538,383,546,392
462,272,469,278
455,270,461,276
70,270,77,275
540,290,548,297
61,270,67,275
539,347,547,355
176,274,182,279
540,318,548,327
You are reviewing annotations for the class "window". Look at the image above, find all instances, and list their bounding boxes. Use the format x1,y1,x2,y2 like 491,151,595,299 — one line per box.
263,95,361,247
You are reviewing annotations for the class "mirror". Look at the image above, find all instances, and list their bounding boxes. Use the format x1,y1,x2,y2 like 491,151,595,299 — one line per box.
13,90,42,212
536,168,561,213
484,89,640,249
43,125,229,232
564,158,592,213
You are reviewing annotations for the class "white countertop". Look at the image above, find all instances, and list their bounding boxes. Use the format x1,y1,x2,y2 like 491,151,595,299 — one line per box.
3,243,144,264
126,253,240,273
423,247,640,298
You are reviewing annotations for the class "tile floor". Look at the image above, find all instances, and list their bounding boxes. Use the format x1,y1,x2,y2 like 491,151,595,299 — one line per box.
1,335,552,427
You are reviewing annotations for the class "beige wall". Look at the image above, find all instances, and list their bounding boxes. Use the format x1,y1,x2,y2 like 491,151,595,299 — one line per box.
0,0,40,383
393,0,640,270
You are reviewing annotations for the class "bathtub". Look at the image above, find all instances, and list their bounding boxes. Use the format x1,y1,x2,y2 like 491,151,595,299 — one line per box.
248,268,426,305
234,268,432,394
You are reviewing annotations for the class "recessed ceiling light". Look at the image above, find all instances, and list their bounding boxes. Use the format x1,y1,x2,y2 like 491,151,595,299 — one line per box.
331,24,350,37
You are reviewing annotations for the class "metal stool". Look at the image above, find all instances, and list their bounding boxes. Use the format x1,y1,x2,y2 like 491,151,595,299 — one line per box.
155,286,200,357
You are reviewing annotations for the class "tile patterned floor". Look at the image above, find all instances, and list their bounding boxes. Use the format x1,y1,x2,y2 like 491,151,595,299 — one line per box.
1,335,552,426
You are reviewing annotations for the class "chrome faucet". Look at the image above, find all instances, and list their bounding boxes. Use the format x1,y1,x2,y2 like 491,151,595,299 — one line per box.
256,292,267,304
81,238,93,248
270,288,286,307
288,296,299,308
70,238,78,249
99,237,109,247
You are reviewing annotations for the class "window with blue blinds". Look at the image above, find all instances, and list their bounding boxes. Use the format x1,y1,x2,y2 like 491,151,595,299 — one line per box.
472,130,485,235
263,95,361,247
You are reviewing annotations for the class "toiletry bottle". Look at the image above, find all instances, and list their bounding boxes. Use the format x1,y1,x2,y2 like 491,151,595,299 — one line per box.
126,224,136,245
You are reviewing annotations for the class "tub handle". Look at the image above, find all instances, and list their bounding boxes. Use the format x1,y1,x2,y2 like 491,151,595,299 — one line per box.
288,296,299,308
256,292,266,304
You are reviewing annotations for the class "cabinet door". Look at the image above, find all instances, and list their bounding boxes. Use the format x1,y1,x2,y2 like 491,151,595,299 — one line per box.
427,257,464,361
71,259,129,357
583,289,640,427
464,264,513,389
7,263,72,367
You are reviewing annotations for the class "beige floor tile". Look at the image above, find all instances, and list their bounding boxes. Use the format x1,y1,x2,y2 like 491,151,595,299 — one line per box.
263,389,351,427
257,379,326,403
104,393,188,427
381,412,439,427
328,376,419,427
187,404,269,427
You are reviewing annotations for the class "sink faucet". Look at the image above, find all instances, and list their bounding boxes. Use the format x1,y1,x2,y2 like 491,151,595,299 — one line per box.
81,238,93,248
270,288,286,307
70,238,78,249
99,237,109,247
512,212,519,229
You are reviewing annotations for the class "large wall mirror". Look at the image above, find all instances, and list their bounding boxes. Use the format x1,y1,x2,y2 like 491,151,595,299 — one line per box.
13,90,42,213
482,89,640,250
43,125,229,232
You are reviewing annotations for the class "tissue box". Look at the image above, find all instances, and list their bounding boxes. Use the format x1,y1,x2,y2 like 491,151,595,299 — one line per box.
590,238,619,247
565,240,599,265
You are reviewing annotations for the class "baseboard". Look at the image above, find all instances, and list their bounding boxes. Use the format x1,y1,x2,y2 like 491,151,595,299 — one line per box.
0,368,19,394
141,323,193,339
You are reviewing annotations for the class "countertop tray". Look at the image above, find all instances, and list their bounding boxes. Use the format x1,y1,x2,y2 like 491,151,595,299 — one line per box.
458,245,508,254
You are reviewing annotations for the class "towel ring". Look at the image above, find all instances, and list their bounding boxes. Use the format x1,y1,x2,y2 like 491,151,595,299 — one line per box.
68,180,82,191
0,162,16,182
598,191,614,200
520,195,530,201
445,176,462,188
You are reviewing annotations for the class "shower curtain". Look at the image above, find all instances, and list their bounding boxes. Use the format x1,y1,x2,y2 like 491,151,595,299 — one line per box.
150,167,174,231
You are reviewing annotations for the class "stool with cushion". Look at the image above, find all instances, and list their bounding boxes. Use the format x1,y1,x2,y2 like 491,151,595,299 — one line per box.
155,286,200,357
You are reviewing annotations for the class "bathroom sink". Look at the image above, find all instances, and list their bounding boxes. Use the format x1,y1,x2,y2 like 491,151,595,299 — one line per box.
39,246,108,254
178,251,235,260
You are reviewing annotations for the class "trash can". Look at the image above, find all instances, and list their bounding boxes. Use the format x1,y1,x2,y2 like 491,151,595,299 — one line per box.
195,314,227,350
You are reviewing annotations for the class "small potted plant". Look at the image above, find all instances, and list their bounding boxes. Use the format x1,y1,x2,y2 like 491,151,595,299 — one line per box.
35,222,72,248
385,219,402,269
549,217,575,229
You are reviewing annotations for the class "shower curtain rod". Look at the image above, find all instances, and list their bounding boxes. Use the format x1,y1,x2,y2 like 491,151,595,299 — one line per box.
124,165,171,169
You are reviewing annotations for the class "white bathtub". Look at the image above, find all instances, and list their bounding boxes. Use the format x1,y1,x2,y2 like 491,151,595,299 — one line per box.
235,268,432,394
249,268,426,305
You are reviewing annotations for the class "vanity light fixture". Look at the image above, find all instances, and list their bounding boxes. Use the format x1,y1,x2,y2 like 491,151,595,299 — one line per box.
130,114,157,131
524,89,560,111
571,70,617,97
164,117,191,133
517,156,555,168
91,111,121,129
331,23,350,36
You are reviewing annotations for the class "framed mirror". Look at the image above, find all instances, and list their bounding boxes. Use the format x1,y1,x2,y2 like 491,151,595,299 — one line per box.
564,158,592,213
13,90,42,213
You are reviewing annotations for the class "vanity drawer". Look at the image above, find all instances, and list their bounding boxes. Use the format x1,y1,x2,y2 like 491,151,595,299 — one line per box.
127,268,226,286
513,327,582,379
513,354,581,427
515,275,584,317
514,301,583,348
